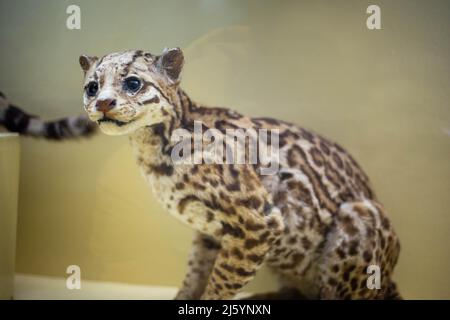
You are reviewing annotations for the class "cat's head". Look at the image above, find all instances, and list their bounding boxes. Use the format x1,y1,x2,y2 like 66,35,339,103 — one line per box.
79,48,183,135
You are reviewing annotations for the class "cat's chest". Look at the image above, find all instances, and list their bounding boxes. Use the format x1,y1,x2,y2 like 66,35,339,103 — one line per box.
130,129,222,237
138,161,223,238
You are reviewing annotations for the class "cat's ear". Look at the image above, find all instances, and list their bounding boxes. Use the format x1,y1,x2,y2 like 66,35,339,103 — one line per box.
79,55,97,72
155,47,184,84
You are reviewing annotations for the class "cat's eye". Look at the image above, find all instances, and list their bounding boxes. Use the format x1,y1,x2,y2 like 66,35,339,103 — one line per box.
123,76,142,93
86,81,98,97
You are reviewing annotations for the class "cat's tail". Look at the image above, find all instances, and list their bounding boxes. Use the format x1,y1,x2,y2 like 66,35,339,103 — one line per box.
0,91,96,140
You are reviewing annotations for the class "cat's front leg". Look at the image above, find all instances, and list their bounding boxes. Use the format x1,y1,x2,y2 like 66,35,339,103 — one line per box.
200,212,284,300
175,232,220,300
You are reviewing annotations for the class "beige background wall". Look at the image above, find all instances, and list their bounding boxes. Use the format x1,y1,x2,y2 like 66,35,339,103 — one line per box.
0,0,449,299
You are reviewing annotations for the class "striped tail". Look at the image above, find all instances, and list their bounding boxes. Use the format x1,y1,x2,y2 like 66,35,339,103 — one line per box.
0,92,96,140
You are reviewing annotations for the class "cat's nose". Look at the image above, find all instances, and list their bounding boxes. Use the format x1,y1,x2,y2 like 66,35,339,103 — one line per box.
96,99,116,113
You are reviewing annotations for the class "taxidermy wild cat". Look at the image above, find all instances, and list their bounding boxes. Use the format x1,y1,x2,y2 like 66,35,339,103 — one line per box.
78,48,401,300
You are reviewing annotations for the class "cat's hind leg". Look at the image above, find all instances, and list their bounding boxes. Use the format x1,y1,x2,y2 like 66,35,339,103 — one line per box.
317,200,401,299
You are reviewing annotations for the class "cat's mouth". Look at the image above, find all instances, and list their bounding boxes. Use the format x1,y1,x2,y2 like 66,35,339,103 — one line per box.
97,116,131,127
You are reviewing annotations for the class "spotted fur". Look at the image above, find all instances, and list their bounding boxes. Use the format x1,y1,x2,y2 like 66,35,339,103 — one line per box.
79,48,401,300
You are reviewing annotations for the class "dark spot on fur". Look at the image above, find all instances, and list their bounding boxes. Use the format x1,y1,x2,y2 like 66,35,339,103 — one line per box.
267,217,281,231
245,220,266,232
244,238,261,249
202,237,221,250
175,182,184,190
232,283,243,289
206,211,214,222
319,139,331,155
328,278,338,286
190,166,199,174
288,236,297,244
140,96,160,105
263,201,273,215
192,181,206,191
343,271,350,282
310,147,324,167
336,248,346,259
332,152,344,169
177,195,200,213
341,215,358,236
226,181,241,192
348,240,359,256
214,269,228,281
363,250,373,263
235,196,262,210
247,253,265,263
344,161,353,177
219,263,235,273
381,216,390,230
210,180,219,187
350,278,358,291
235,267,255,277
279,172,293,180
292,253,304,265
301,236,312,250
231,247,244,260
221,222,245,239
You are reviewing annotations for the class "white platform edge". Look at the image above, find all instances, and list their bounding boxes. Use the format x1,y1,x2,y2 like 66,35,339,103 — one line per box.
14,273,178,300
14,273,253,300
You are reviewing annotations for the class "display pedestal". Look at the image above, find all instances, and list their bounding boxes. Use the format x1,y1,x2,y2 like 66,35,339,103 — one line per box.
0,133,20,300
